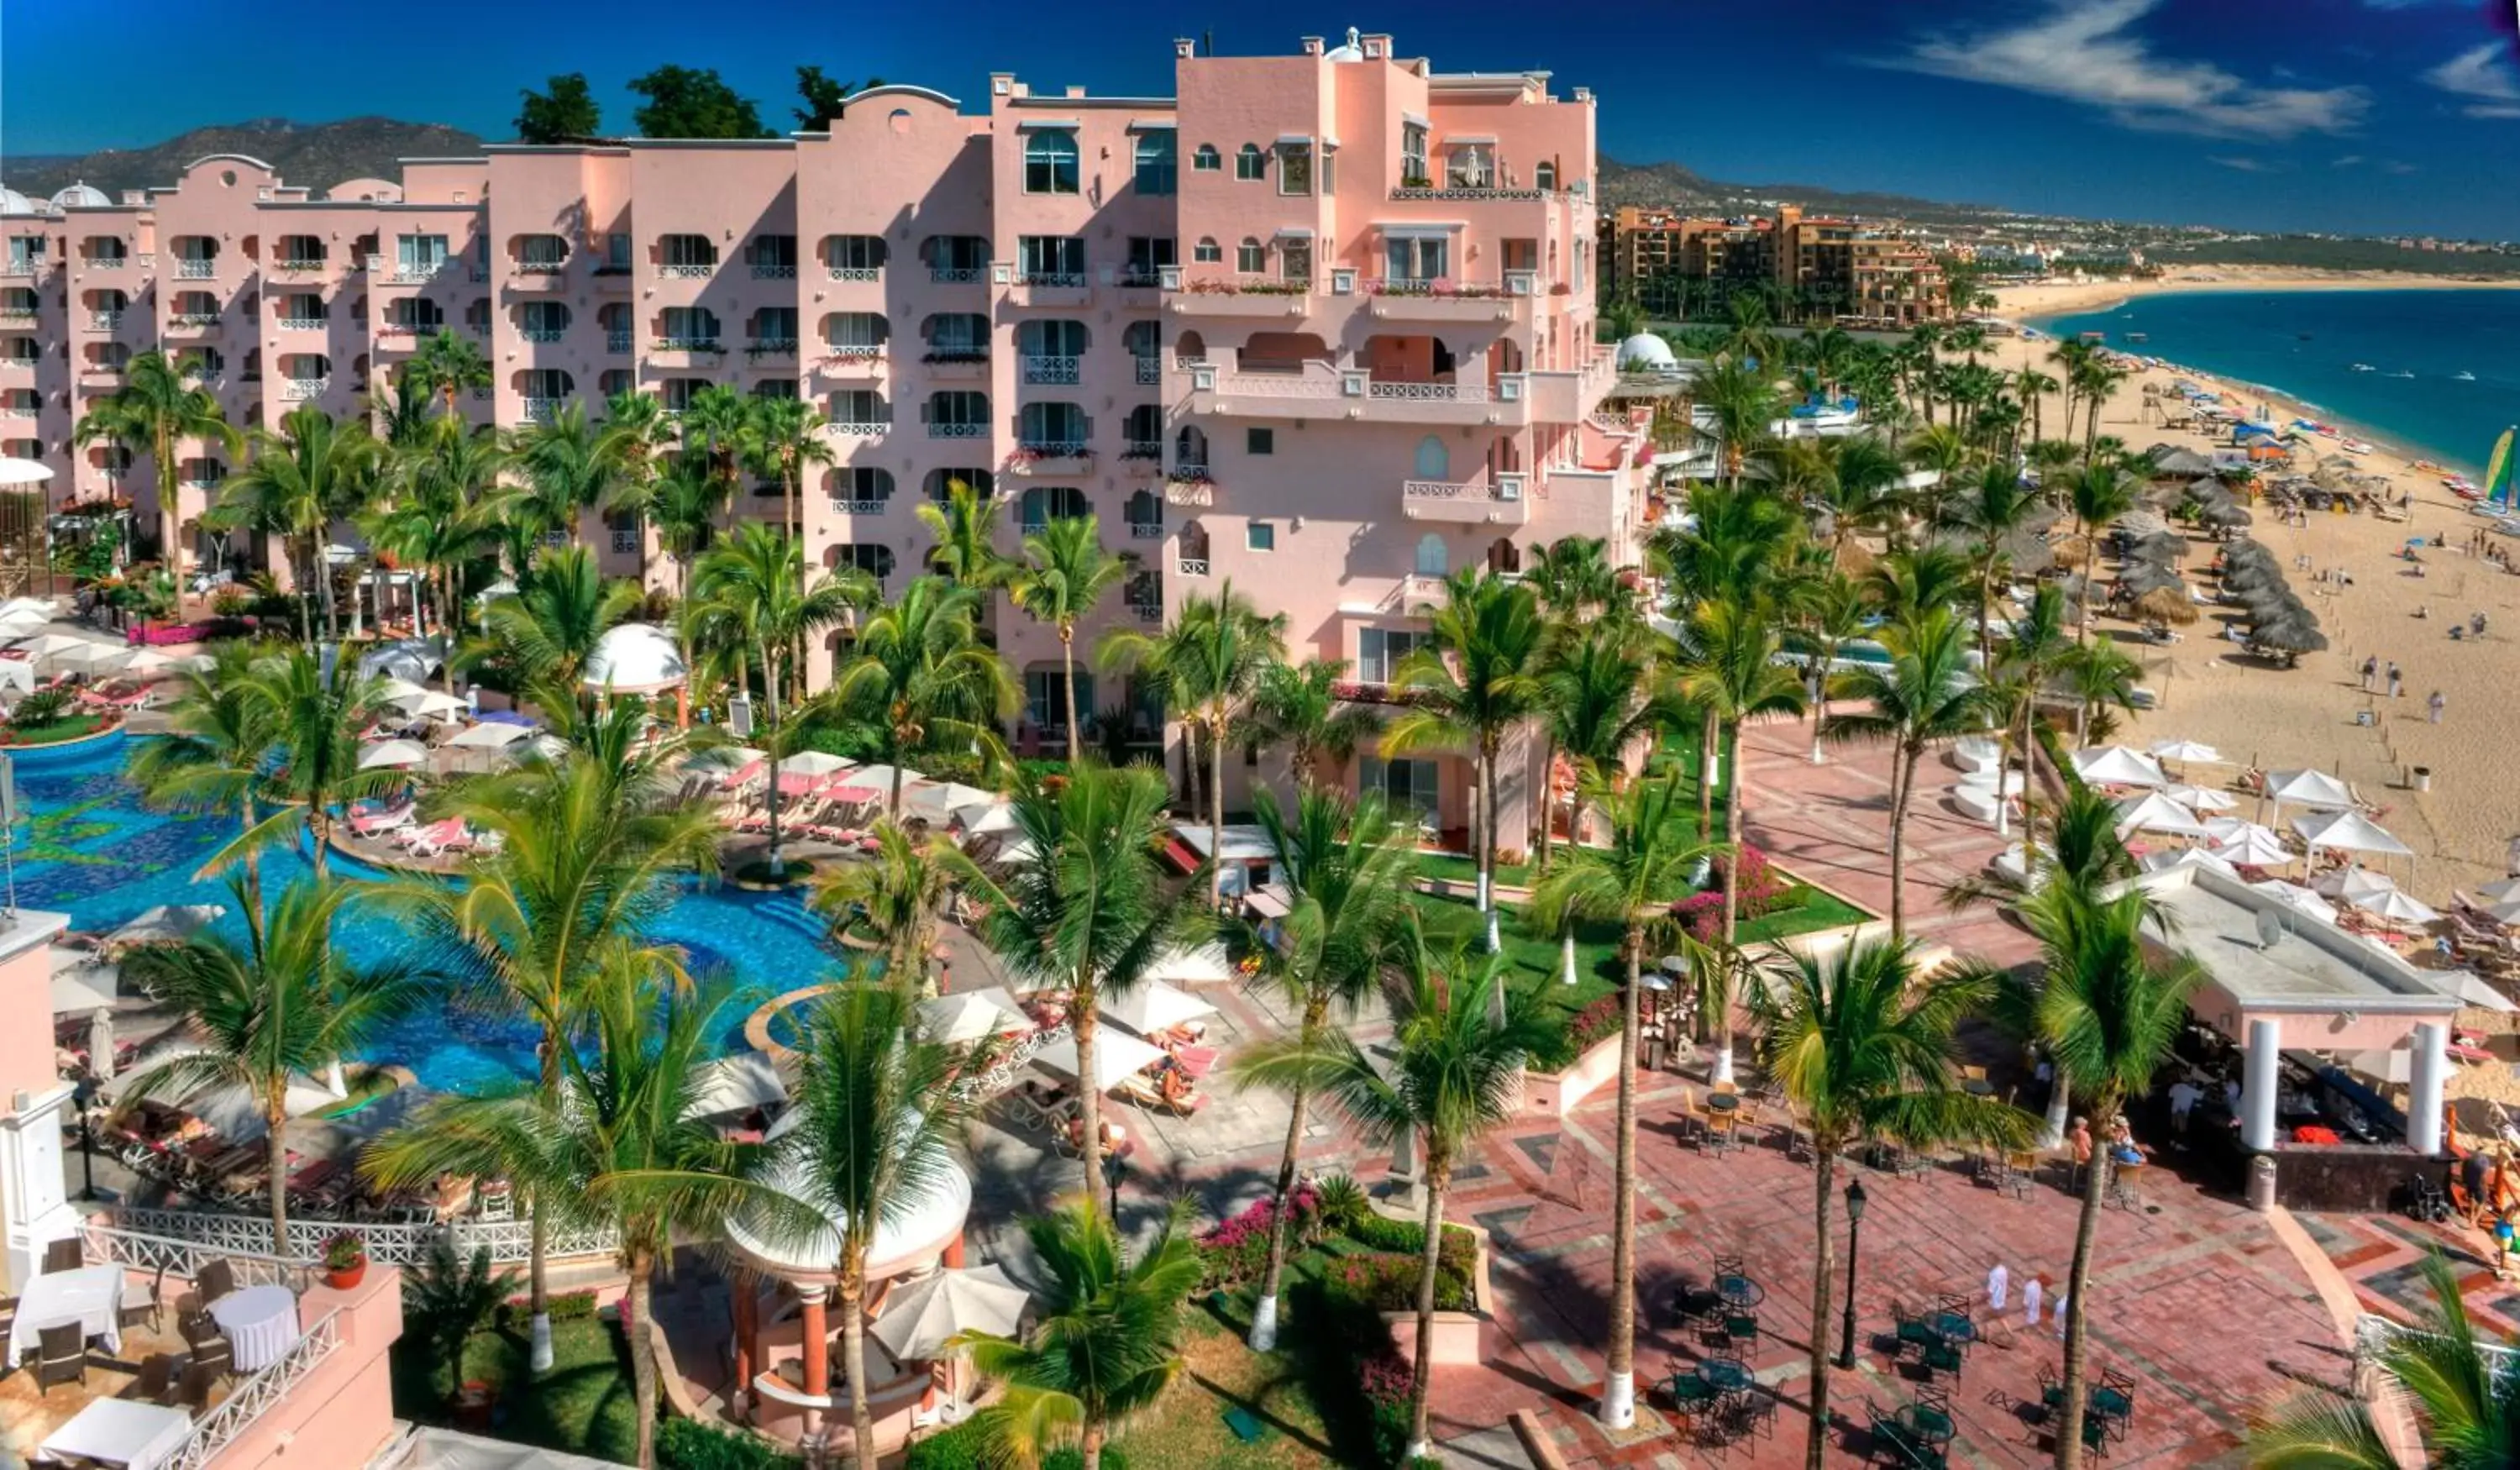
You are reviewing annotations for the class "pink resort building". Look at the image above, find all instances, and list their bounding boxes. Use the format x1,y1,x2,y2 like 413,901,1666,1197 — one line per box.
3,29,1644,852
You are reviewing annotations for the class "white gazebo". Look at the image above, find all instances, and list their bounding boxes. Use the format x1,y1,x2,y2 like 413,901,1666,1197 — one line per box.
2072,746,2168,789
583,622,686,696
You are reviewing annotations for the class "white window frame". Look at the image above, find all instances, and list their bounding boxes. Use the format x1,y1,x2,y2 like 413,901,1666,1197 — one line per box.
1024,130,1081,195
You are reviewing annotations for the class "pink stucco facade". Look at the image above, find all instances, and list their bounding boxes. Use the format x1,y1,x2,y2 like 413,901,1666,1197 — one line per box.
6,30,1641,847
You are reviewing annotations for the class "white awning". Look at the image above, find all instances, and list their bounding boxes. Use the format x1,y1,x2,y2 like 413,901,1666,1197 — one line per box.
1127,118,1176,132
1445,134,1499,144
1274,133,1315,145
1376,223,1462,239
1016,118,1081,130
1402,112,1430,129
1273,226,1315,239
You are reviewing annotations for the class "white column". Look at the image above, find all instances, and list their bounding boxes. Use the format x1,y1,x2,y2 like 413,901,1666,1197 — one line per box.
0,1082,79,1292
2242,1018,2281,1152
2407,1021,2449,1156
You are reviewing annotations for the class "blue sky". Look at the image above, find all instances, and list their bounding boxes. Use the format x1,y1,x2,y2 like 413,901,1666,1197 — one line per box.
8,0,2520,238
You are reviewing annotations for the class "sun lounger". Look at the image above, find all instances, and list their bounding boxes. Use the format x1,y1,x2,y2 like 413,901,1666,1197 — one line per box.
349,802,416,837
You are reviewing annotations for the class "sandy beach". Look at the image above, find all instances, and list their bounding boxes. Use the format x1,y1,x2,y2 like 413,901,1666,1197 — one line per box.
1959,291,2520,911
1988,264,2520,320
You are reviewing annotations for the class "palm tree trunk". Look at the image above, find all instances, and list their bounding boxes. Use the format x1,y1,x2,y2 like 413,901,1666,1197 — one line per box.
2055,1110,2114,1470
626,1248,659,1470
1805,1147,1838,1470
1080,1422,1105,1470
1720,721,1746,952
1698,707,1719,837
1400,1158,1450,1462
2079,542,2098,645
763,642,785,879
265,1091,290,1247
842,1241,878,1470
1074,992,1105,1205
1887,742,1922,939
1249,1000,1321,1352
1060,628,1083,767
1599,935,1643,1429
1209,711,1227,911
1482,743,1504,952
1536,734,1557,874
529,1046,556,1373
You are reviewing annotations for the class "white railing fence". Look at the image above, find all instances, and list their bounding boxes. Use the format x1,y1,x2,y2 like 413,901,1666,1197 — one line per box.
101,1205,620,1267
164,1309,342,1470
80,1222,315,1293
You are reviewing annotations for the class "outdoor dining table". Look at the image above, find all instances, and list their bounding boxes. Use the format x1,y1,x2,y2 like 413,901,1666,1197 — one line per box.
1697,1357,1755,1394
1961,1078,1998,1098
1931,1310,1976,1346
1714,1273,1763,1308
1705,1093,1742,1115
1898,1402,1957,1446
8,1262,123,1364
210,1283,303,1371
37,1399,192,1470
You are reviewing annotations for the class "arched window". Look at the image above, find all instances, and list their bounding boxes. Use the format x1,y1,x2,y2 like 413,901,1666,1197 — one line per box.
1412,435,1449,481
1023,129,1079,195
1193,237,1222,264
1535,160,1557,192
1235,144,1265,181
1174,424,1210,469
1415,533,1448,578
1487,538,1520,575
1236,238,1265,273
1192,143,1221,172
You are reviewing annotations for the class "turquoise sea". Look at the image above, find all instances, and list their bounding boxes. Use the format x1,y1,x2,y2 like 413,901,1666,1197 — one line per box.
2030,288,2520,475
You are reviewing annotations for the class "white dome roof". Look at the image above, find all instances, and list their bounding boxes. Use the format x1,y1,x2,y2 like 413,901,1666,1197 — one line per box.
582,622,686,691
726,1149,974,1280
50,182,109,209
1324,26,1365,61
0,190,34,218
1619,333,1677,370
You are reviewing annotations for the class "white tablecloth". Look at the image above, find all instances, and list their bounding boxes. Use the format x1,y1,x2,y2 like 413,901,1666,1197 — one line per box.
8,1263,123,1364
208,1283,301,1371
39,1397,193,1469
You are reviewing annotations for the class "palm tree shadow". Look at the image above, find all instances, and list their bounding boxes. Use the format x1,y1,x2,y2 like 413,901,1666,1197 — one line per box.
1184,1364,1341,1460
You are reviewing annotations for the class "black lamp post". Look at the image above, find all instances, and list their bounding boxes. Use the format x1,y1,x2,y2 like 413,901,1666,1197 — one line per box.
1836,1176,1868,1368
70,1074,98,1201
1101,1152,1126,1221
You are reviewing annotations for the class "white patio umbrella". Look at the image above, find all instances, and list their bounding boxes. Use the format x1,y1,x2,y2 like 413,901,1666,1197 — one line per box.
780,750,853,780
0,608,50,637
2114,790,2208,839
1148,942,1234,985
1100,979,1218,1037
2438,972,2519,1013
2072,746,2168,788
110,904,228,945
2471,899,2520,927
870,1263,1030,1362
118,648,175,674
2314,866,2398,904
686,746,766,783
961,803,1019,836
848,764,923,801
0,660,33,695
2166,784,2238,812
2252,880,2339,924
395,690,470,719
374,676,431,704
906,781,996,822
445,722,531,748
2353,887,2439,926
358,739,431,771
0,597,54,619
1029,1029,1167,1091
2142,847,2238,879
2343,1047,2414,1085
52,642,128,675
2149,738,2226,764
2265,768,2354,812
916,988,1032,1046
2479,877,2520,906
2211,827,2296,867
2293,810,2415,858
50,951,118,1015
0,457,53,487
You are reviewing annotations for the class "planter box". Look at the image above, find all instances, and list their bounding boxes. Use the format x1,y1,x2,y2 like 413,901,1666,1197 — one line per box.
1521,1028,1625,1119
1382,1308,1486,1366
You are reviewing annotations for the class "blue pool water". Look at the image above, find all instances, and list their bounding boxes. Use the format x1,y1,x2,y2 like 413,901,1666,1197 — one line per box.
7,732,846,1093
2031,288,2520,475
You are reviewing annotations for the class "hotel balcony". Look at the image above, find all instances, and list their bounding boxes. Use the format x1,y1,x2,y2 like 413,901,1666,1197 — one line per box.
520,328,566,344
1008,441,1092,476
745,339,801,366
1021,354,1080,386
277,317,328,333
522,396,563,423
281,376,331,402
1183,361,1530,427
606,329,633,354
175,259,218,280
168,312,222,332
1360,274,1534,325
993,264,1091,309
1401,470,1529,526
87,311,124,332
0,310,37,330
927,265,984,286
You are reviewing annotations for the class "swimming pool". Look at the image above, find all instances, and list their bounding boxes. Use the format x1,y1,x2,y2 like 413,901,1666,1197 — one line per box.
6,732,846,1093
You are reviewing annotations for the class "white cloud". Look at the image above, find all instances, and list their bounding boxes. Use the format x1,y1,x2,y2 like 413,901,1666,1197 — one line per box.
2331,155,2365,166
2423,42,2520,118
1885,0,2367,139
2210,155,2266,171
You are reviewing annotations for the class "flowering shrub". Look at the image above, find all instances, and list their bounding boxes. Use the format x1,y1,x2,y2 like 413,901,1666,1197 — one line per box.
1359,1352,1415,1407
1672,844,1794,942
1562,995,1622,1058
1325,1251,1473,1314
1194,1184,1321,1289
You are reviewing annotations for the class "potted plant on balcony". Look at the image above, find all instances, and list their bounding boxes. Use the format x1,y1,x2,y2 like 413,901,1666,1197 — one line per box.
323,1231,369,1291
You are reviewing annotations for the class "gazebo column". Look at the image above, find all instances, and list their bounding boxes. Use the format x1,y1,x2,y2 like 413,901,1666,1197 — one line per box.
942,1232,966,1269
2408,1021,2449,1157
732,1276,759,1422
2242,1018,2281,1152
800,1284,831,1435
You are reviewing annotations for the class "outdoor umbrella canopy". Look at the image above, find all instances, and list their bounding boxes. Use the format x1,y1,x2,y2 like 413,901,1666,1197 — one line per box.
961,802,1019,836
2202,505,2254,527
2150,738,2226,764
1029,1029,1167,1091
848,764,923,797
2316,866,2400,904
1099,980,1218,1037
869,1263,1030,1363
2478,877,2520,906
2251,880,2339,924
2438,972,2519,1012
916,988,1031,1046
2111,509,2171,537
905,781,998,822
2353,886,2439,925
110,904,227,945
2114,790,2209,838
2343,1048,2416,1085
2253,621,2329,654
445,722,531,748
2072,745,2169,788
2293,809,2415,858
2133,586,2200,624
0,457,53,487
50,951,118,1015
2473,898,2520,927
396,690,470,719
358,739,430,770
2165,783,2237,811
2149,447,2213,476
2266,769,2355,810
2142,846,2239,879
2211,827,2296,867
779,750,853,780
47,642,125,672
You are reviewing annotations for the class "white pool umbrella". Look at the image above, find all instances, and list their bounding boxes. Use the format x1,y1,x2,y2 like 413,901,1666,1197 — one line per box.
2439,972,2518,1013
50,643,126,674
2480,878,2520,906
0,609,50,636
17,633,102,662
2265,768,2354,811
2315,866,2398,904
2252,880,2339,924
780,750,853,780
1029,1029,1167,1091
395,690,470,719
961,803,1019,836
2472,899,2520,927
916,988,1031,1046
2353,887,2439,925
2293,810,2414,858
2073,746,2168,788
119,648,174,674
2149,738,2226,764
358,739,430,770
50,951,118,1015
906,781,996,822
0,458,52,487
2114,790,2208,838
375,676,430,703
2166,784,2238,812
0,597,53,619
848,764,922,799
2343,1047,2413,1085
2142,847,2238,878
870,1263,1029,1362
110,904,227,945
445,722,531,748
1100,980,1218,1037
2211,827,2295,867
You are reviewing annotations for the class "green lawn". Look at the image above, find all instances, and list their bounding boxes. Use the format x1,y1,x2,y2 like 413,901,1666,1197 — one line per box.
391,1315,641,1466
1107,1312,1343,1470
5,714,109,747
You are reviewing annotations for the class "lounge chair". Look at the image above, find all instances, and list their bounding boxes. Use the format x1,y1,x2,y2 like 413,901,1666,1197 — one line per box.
349,803,416,837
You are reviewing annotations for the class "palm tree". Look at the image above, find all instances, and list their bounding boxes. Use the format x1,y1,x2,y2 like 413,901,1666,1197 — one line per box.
129,646,281,908
1383,570,1546,947
213,406,380,643
781,980,970,1470
1538,617,1670,876
2057,634,2143,745
2244,1254,2515,1467
381,734,719,1369
2014,368,2059,444
1236,930,1549,1462
1007,514,1128,764
474,543,642,690
1787,569,1868,764
676,384,754,514
596,390,676,591
648,456,731,602
744,395,832,556
956,1195,1204,1470
365,421,509,659
2046,339,2095,444
1688,355,1782,489
1531,774,1714,1431
1826,607,2003,937
2076,360,2129,459
407,329,491,419
1101,581,1287,910
1940,463,2045,667
72,349,238,576
2022,882,2199,1469
811,820,958,992
1232,788,1414,1351
1748,938,2029,1470
1994,584,2075,855
827,574,1016,816
363,958,794,1470
915,478,1008,588
511,402,616,548
1649,480,1800,617
1525,535,1622,622
2066,461,2139,643
123,879,420,1242
951,765,1184,1198
1864,543,1976,628
244,648,400,879
1252,658,1380,790
690,524,868,877
1673,598,1808,949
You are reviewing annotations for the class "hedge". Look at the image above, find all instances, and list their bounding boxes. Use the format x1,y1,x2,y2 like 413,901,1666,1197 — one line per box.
904,1420,1126,1470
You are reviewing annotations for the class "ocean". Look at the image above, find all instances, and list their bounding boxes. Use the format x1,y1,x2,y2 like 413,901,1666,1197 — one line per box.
2029,288,2520,475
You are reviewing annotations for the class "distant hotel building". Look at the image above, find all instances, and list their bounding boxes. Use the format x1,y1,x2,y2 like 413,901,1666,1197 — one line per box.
1600,203,1950,326
2,29,1641,848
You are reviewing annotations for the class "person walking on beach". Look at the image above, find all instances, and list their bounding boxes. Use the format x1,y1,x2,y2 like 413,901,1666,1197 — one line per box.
2360,656,2378,692
2430,690,2447,724
2388,662,2404,697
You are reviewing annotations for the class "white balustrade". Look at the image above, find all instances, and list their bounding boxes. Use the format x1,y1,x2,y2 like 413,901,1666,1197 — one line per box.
827,266,881,283
522,397,562,423
1215,370,1341,400
163,1310,343,1470
659,262,717,279
281,377,330,401
927,423,984,438
1369,380,1485,402
176,260,217,280
928,267,981,284
1021,355,1080,385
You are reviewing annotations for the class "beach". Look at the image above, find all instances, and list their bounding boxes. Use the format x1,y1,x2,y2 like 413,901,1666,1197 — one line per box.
1990,264,2520,320
1962,286,2520,907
